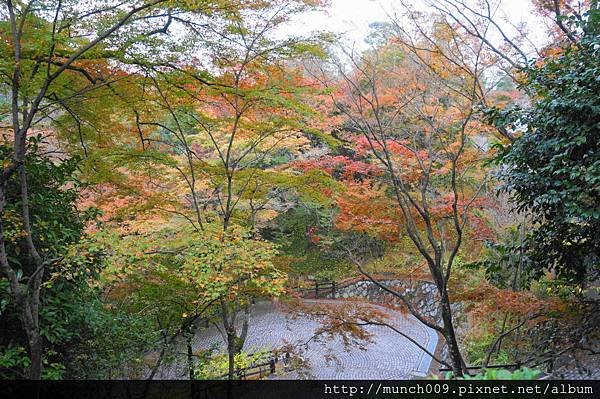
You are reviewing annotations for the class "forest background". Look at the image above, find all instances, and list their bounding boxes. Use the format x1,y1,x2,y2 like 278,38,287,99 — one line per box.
0,0,598,380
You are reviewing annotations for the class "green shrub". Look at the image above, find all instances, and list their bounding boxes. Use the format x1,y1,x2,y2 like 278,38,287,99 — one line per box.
447,367,542,380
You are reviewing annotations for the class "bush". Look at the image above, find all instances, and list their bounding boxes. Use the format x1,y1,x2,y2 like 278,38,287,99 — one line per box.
447,367,542,380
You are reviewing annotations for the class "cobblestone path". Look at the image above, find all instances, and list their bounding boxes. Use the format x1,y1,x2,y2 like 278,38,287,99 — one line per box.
157,300,438,379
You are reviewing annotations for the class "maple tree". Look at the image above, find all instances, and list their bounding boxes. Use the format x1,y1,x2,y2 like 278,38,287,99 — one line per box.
416,0,600,375
0,0,179,379
89,0,332,380
0,0,313,380
93,219,285,380
304,17,499,375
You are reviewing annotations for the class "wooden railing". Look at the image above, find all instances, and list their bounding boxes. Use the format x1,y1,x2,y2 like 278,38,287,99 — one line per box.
293,280,337,299
216,352,291,380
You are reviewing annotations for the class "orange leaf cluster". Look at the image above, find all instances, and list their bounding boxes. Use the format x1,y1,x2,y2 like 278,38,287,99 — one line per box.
335,182,402,241
291,155,382,180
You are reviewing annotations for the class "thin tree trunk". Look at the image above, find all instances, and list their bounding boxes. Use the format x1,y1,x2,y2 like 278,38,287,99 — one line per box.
440,297,465,377
19,162,45,380
186,329,194,380
27,334,43,380
227,334,236,380
495,223,526,361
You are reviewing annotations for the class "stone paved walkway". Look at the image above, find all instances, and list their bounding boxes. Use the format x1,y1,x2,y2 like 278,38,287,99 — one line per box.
156,300,438,379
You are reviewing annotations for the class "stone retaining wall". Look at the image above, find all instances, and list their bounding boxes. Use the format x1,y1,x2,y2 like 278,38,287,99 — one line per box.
325,278,467,365
325,279,442,322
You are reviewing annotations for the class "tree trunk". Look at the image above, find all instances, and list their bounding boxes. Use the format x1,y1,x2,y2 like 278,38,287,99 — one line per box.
27,333,43,380
19,162,45,380
227,333,236,380
2,184,44,380
440,295,465,377
186,330,194,380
